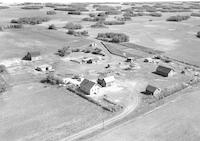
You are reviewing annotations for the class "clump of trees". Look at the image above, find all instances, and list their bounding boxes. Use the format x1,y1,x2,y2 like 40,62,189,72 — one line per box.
67,30,88,37
21,6,43,9
68,11,81,15
56,46,71,57
0,6,9,9
103,20,125,25
41,73,63,85
94,5,116,11
11,17,50,25
105,10,121,15
82,16,106,22
0,65,7,73
166,15,190,22
91,21,107,28
48,24,56,30
148,12,162,17
191,13,200,17
97,32,129,43
196,31,200,38
46,10,56,15
63,22,82,30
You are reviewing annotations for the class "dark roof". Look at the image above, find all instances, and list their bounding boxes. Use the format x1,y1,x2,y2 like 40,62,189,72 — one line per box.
28,51,40,57
156,65,173,77
80,79,95,91
146,85,158,93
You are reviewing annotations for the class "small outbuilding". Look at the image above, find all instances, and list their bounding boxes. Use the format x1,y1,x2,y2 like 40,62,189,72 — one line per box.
35,64,53,72
22,51,41,61
145,85,161,96
125,57,135,63
155,65,175,77
80,79,100,95
97,74,115,87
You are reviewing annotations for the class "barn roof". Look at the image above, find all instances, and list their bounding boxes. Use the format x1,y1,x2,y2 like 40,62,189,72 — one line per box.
80,79,96,91
156,65,173,76
28,51,40,57
146,85,159,93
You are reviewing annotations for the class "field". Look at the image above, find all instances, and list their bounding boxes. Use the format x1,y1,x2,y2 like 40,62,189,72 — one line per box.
87,87,200,141
0,83,112,141
0,1,200,141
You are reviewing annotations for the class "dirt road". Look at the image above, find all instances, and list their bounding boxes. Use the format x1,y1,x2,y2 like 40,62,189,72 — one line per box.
87,89,200,141
60,81,141,141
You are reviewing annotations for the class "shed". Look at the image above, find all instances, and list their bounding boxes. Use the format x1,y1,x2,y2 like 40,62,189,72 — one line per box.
125,57,135,63
145,85,161,95
35,64,53,72
97,74,115,87
155,65,174,77
22,51,41,61
80,79,100,95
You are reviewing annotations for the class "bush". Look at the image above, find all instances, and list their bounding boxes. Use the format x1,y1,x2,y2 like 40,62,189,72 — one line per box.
10,17,50,25
103,20,125,25
68,11,81,15
97,32,129,43
21,6,43,9
63,22,82,30
48,24,56,30
46,10,56,15
191,13,200,17
57,46,71,57
166,15,190,22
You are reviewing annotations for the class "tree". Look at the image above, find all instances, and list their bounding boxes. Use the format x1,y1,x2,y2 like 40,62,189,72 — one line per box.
197,31,200,38
48,24,56,30
57,46,71,57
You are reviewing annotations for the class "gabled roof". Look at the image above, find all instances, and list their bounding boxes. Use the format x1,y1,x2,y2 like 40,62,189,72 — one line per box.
146,85,159,93
156,65,173,76
80,79,96,91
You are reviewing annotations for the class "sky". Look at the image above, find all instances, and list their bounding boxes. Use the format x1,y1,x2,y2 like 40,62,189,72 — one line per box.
1,0,200,4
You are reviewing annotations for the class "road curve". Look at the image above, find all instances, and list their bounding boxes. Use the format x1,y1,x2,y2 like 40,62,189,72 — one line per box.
60,92,140,141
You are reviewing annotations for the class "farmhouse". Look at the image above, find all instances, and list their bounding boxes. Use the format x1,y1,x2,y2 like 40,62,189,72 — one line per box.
22,51,41,61
155,65,175,77
80,79,100,95
145,85,161,96
97,74,115,87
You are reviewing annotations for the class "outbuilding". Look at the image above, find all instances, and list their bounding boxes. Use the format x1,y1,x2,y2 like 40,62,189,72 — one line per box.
35,64,53,72
80,79,100,95
22,51,41,61
97,74,115,87
145,85,161,96
155,65,175,77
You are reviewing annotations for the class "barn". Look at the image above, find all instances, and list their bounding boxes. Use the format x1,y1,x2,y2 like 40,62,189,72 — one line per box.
22,51,41,61
97,74,115,87
80,79,100,95
145,85,161,96
155,65,175,77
